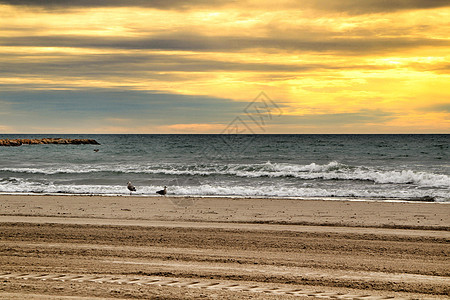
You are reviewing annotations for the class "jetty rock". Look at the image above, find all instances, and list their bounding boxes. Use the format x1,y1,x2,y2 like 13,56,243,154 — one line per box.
0,138,100,146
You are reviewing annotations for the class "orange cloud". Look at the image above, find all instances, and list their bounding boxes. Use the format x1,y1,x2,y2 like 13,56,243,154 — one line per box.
158,123,225,133
0,3,449,133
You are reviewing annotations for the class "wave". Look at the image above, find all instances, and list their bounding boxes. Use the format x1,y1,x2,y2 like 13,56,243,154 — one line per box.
0,177,447,201
1,161,449,188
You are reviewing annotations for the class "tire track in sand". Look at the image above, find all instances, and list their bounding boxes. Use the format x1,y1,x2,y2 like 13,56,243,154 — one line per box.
0,272,406,299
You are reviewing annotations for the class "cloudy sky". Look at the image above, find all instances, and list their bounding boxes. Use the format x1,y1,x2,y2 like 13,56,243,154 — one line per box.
1,0,449,133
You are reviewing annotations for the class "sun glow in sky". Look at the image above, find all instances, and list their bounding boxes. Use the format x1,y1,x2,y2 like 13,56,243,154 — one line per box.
0,0,449,133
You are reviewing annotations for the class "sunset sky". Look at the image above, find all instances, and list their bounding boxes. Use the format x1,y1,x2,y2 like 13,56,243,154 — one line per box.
1,0,449,134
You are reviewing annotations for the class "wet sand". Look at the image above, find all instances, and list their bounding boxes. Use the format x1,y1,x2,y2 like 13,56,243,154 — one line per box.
0,195,449,299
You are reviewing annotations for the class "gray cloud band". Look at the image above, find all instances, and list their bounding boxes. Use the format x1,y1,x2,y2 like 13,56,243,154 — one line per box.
1,0,449,14
2,35,449,55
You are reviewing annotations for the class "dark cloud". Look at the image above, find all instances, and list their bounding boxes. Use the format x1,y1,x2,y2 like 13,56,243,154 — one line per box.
0,53,318,75
0,89,248,124
301,0,450,14
407,62,450,74
282,109,396,125
0,52,390,80
2,33,449,55
422,103,450,113
0,88,396,129
0,0,230,10
1,0,448,13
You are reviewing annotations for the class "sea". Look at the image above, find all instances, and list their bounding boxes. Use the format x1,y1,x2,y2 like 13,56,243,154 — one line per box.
0,134,449,202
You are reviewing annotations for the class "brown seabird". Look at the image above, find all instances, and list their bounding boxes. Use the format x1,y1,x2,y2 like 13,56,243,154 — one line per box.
156,186,167,196
127,181,136,195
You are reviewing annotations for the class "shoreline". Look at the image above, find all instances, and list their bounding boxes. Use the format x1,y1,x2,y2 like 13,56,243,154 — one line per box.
0,192,446,203
0,194,448,229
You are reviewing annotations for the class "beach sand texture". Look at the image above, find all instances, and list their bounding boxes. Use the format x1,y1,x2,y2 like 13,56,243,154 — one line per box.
0,195,449,299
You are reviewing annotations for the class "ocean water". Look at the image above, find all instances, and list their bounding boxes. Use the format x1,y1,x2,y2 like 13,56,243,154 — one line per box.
0,134,449,202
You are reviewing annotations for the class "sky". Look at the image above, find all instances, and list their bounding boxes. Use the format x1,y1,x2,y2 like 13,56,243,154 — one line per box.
0,0,449,134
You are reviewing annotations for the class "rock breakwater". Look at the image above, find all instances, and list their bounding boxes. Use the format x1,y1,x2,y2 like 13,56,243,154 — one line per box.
0,138,100,146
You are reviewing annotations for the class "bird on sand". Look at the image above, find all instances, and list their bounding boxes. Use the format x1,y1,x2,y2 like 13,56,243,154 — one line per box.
127,181,136,195
156,186,167,196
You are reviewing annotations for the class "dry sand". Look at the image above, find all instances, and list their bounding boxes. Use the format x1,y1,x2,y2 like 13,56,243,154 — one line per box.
0,194,449,299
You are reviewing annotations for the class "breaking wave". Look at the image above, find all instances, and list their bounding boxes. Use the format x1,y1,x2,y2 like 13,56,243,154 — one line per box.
1,161,449,188
0,177,447,201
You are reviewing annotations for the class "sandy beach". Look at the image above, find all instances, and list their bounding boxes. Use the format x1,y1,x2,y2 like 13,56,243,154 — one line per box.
0,194,449,299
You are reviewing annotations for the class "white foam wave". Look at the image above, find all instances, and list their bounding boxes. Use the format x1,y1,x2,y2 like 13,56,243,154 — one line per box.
0,177,448,201
172,184,448,201
1,161,449,188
